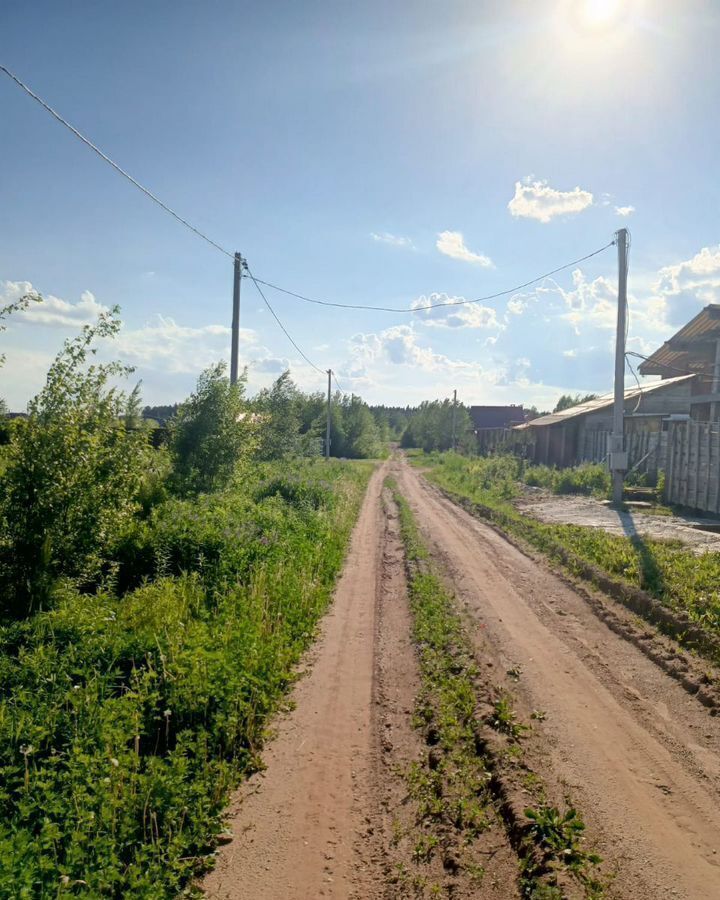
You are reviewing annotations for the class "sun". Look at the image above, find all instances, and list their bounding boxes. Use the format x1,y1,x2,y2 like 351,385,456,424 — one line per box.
573,0,626,30
582,0,623,26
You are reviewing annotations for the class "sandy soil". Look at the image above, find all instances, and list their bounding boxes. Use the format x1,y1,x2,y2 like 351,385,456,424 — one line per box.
202,457,720,899
395,460,720,900
202,464,387,900
517,490,720,553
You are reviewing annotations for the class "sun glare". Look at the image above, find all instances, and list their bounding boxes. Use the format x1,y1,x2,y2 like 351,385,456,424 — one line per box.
581,0,623,27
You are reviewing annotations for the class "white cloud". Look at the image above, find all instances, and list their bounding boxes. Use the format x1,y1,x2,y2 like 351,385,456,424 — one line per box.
436,231,493,266
411,293,500,330
1,280,109,328
655,245,720,297
370,231,415,249
652,244,720,325
615,205,635,217
508,178,594,223
252,356,290,374
348,324,483,376
112,315,257,375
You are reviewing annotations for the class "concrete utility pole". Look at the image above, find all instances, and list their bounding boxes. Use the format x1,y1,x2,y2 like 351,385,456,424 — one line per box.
610,228,629,505
326,369,332,459
452,389,458,451
230,252,244,385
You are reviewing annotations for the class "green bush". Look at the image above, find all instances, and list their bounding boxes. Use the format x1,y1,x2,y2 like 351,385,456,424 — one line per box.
524,463,610,497
0,311,150,617
168,363,256,496
0,460,371,896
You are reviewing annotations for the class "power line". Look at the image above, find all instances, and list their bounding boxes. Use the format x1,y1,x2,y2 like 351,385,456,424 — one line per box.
251,241,616,314
245,268,325,376
0,63,234,259
625,350,703,377
331,370,345,394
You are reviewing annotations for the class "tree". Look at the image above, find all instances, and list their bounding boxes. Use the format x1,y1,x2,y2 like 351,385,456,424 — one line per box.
553,393,598,413
168,363,256,495
401,398,474,453
336,395,381,458
253,371,310,460
0,308,149,616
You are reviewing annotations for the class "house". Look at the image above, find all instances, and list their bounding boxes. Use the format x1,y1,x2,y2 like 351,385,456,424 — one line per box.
469,405,525,453
469,405,526,430
638,304,720,422
514,375,694,468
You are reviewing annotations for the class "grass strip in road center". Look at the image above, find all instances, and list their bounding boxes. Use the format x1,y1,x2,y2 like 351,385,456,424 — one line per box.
387,477,604,899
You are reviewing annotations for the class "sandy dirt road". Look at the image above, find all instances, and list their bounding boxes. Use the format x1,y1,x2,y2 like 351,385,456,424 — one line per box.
395,459,720,900
204,457,720,899
203,464,387,900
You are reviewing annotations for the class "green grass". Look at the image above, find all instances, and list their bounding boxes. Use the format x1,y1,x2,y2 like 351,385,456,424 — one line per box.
0,460,372,898
419,453,720,653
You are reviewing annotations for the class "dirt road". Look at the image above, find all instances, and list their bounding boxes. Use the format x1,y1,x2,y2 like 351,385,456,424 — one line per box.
395,460,720,900
203,457,720,899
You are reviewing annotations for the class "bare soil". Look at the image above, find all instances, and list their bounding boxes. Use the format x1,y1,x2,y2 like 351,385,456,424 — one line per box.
517,490,720,553
202,457,720,899
395,460,720,900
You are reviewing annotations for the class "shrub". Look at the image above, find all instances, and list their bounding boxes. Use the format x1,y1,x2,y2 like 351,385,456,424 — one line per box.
168,363,256,496
0,310,149,617
0,460,371,896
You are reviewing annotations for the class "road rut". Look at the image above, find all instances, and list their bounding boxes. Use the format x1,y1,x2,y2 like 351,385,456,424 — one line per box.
395,459,720,900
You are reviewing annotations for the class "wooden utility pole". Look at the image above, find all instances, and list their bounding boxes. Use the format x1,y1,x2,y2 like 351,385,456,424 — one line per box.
452,389,457,451
326,369,332,459
230,252,243,385
611,229,629,505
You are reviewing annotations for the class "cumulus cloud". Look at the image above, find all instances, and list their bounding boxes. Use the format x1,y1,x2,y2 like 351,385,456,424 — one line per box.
615,205,635,217
252,356,290,374
552,269,617,332
508,178,594,223
370,231,415,249
411,293,500,330
113,315,257,375
1,280,109,327
653,245,720,325
348,324,483,376
436,231,493,266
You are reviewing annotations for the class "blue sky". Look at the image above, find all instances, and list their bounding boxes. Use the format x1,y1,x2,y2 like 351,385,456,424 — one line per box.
2,0,720,409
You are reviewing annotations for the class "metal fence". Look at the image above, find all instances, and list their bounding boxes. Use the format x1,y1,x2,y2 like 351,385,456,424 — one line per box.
664,421,720,514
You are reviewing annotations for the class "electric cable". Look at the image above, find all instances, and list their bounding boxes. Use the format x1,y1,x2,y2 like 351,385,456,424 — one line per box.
0,64,234,259
331,371,345,394
251,242,616,314
245,268,325,376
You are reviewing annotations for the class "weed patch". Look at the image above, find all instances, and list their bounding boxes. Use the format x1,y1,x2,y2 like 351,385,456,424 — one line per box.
388,479,603,897
0,461,372,897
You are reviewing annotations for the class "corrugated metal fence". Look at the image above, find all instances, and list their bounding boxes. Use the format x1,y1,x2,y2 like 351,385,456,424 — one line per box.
483,422,720,514
664,421,720,514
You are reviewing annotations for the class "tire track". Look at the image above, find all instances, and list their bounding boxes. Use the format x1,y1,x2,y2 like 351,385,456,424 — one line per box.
395,458,720,900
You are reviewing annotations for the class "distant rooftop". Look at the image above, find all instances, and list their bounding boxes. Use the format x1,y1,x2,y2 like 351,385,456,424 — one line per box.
469,405,525,429
515,374,694,429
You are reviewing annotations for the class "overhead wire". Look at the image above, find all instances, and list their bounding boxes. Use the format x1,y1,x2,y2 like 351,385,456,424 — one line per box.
244,268,325,376
251,241,616,314
1,63,329,380
0,63,234,259
2,62,622,390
